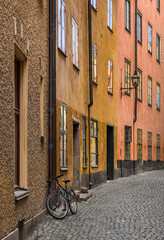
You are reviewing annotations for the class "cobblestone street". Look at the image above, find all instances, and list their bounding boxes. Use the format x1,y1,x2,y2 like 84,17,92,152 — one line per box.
28,170,164,240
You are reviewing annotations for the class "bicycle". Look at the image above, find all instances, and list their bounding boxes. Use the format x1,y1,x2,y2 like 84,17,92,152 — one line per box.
46,174,77,219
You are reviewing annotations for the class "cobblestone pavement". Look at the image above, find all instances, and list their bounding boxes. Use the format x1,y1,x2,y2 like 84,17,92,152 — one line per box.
28,170,164,240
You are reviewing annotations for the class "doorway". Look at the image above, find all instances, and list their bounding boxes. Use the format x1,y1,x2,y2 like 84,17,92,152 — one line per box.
73,120,80,189
107,125,114,180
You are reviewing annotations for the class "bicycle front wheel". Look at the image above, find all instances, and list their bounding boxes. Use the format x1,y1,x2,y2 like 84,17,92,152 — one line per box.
46,192,68,219
68,188,77,214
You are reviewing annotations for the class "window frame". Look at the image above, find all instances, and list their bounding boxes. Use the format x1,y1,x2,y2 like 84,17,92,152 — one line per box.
157,0,160,12
137,69,142,102
156,83,160,111
125,0,131,33
58,0,66,53
82,116,87,168
137,10,142,45
148,76,152,107
125,59,131,96
92,43,97,83
157,34,160,62
125,126,132,160
72,18,79,68
148,23,152,54
137,129,142,160
91,119,98,167
108,58,113,94
148,132,152,160
59,102,67,169
107,0,113,30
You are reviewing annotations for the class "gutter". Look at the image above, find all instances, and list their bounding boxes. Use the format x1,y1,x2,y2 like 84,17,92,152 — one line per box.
49,0,57,192
134,0,138,124
88,0,93,189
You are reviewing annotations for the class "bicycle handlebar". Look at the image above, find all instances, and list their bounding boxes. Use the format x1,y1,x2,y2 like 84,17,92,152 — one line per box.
47,174,63,183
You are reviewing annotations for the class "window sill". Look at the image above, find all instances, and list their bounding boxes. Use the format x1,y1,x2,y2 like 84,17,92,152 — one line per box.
107,26,113,33
157,59,160,64
14,188,29,201
91,5,97,12
60,167,69,171
73,63,80,72
92,80,98,85
108,90,113,95
137,99,142,103
58,47,67,57
157,108,160,112
91,165,98,168
148,50,152,55
138,40,142,46
83,166,87,169
125,27,131,34
148,103,152,107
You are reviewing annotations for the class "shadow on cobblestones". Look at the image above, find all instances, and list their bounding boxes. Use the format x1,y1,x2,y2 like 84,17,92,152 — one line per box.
28,170,164,240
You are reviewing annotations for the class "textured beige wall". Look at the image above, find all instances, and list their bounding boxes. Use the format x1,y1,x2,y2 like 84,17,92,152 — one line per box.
0,1,49,238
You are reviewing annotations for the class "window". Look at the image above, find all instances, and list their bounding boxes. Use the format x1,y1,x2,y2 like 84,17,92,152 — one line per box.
107,0,113,30
60,102,67,168
137,69,142,101
137,11,142,44
125,59,131,95
137,129,142,160
157,34,160,62
92,43,97,83
14,44,28,189
157,83,160,110
15,58,20,187
148,76,152,106
148,132,152,160
148,23,152,54
72,18,78,67
58,0,65,53
125,126,132,160
91,119,98,166
91,0,96,9
157,0,160,12
156,134,160,160
82,116,87,167
108,58,113,93
125,0,131,32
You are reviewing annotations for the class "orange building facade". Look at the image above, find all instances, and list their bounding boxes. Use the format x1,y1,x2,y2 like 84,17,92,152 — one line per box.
116,0,164,177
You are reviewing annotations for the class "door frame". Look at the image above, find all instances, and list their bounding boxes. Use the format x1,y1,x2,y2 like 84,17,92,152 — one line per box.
106,124,114,180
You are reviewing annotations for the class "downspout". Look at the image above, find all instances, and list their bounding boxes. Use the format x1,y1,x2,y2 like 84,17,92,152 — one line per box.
49,0,57,192
88,0,93,188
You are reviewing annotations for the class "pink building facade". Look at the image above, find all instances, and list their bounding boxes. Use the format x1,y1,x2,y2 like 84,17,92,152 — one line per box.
116,0,164,177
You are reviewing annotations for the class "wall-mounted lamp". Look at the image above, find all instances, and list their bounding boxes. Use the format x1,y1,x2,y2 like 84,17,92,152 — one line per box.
120,71,139,97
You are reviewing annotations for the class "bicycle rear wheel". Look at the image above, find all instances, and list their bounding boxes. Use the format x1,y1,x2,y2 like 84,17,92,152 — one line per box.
68,188,77,214
46,192,68,219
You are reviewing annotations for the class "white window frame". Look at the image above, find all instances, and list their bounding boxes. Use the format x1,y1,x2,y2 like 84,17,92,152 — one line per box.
72,18,79,67
58,0,65,53
107,0,113,30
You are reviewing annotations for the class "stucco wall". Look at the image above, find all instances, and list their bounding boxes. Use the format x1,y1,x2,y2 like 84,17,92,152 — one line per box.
0,1,49,238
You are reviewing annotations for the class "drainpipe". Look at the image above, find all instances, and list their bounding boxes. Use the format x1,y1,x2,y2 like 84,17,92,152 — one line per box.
88,0,93,189
134,0,138,124
49,0,57,192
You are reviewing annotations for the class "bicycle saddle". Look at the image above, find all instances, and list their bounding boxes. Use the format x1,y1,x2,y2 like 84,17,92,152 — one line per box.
63,179,70,183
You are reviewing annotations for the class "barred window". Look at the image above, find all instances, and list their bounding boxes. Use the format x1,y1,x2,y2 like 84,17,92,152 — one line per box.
107,0,113,30
92,43,97,83
58,0,65,53
148,76,152,106
60,102,67,168
125,59,131,95
148,132,152,160
148,23,152,54
82,116,87,167
91,119,98,166
137,69,142,101
108,58,113,93
137,129,142,160
125,126,132,160
157,83,160,110
156,134,160,160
